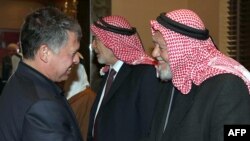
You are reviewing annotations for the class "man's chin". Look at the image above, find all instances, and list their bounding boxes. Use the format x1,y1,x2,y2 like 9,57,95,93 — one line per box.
159,76,172,82
158,70,172,81
57,75,69,82
97,58,106,64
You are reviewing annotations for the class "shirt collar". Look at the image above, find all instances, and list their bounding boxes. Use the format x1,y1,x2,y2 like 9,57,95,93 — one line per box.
110,60,123,73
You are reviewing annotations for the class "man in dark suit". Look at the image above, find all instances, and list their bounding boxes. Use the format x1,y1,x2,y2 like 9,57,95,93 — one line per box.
0,7,83,141
143,9,250,141
87,16,161,141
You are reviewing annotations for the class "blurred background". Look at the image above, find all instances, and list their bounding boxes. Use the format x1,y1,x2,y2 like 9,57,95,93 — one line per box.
0,0,249,92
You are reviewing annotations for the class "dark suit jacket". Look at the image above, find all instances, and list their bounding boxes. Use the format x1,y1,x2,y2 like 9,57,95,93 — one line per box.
87,64,161,141
0,62,83,141
142,74,250,141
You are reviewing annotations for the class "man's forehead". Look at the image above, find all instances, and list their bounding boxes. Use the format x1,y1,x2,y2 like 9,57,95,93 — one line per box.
92,35,100,41
153,31,165,42
154,31,163,37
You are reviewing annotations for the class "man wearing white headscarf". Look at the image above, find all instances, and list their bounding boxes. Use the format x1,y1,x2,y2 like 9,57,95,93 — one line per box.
88,15,162,141
64,52,96,141
144,9,250,141
64,53,91,99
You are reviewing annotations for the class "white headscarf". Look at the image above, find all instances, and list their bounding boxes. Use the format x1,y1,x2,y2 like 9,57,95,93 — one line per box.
64,56,90,99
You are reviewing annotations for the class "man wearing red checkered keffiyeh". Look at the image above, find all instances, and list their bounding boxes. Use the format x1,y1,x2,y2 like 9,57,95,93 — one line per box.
92,16,155,67
88,15,161,141
143,9,250,141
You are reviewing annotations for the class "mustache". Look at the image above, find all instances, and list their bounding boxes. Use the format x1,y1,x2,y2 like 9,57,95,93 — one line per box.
156,57,167,62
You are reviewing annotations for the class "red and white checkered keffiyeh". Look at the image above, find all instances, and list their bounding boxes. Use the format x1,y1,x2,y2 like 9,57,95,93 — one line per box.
91,15,155,65
151,9,250,94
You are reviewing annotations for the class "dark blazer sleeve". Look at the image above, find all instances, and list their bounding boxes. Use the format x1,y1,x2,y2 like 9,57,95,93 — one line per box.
136,66,161,136
22,100,81,141
209,75,250,141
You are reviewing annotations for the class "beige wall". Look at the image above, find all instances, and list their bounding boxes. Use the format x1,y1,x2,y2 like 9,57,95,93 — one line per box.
0,0,43,29
112,0,188,54
0,0,221,52
112,0,220,54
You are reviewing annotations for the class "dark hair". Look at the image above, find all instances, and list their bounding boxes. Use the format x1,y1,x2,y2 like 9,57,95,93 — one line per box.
20,7,82,59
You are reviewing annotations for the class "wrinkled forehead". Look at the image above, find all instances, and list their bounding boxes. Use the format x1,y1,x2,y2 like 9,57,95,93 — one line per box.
92,34,98,41
152,31,165,44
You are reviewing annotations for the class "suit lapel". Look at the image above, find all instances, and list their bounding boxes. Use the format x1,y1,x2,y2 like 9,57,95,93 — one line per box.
60,94,83,139
162,85,196,140
102,64,131,105
151,83,196,141
89,74,107,123
153,82,174,141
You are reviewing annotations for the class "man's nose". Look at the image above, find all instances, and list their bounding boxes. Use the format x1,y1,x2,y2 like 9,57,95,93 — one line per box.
73,54,80,64
152,46,160,58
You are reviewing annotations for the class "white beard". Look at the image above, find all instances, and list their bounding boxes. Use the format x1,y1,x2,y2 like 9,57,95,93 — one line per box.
157,63,172,81
97,57,106,64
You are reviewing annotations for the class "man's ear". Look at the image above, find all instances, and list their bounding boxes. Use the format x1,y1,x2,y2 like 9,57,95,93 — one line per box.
38,45,49,63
